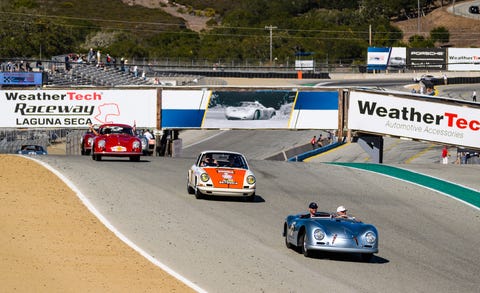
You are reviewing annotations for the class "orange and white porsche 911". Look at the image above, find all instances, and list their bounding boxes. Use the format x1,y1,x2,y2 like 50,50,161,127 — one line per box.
187,151,256,200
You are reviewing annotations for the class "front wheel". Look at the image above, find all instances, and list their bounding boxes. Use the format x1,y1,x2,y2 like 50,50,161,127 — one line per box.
92,152,102,161
129,156,140,162
300,232,311,257
361,253,373,262
253,110,260,120
284,224,292,249
195,188,203,199
187,175,195,194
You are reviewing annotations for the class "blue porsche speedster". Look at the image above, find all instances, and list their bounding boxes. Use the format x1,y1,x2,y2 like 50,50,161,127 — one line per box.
283,211,378,261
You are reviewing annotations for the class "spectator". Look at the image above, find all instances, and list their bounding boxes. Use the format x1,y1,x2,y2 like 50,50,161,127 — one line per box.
96,50,101,66
133,65,138,77
87,48,94,63
441,146,450,164
310,135,316,149
143,129,154,140
472,90,477,102
317,133,323,147
120,57,125,72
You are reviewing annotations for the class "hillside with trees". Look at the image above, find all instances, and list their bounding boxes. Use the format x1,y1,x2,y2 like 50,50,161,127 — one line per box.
0,0,468,66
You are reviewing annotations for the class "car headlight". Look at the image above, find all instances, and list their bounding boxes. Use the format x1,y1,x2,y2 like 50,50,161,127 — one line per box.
365,232,376,244
140,138,147,148
133,141,140,149
87,137,94,146
200,173,210,182
246,175,256,185
98,139,106,148
313,229,325,240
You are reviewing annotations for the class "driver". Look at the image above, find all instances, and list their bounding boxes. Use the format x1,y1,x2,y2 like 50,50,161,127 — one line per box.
201,154,218,167
301,202,318,218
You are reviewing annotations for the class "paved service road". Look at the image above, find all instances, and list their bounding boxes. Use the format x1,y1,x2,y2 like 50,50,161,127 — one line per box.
37,130,480,293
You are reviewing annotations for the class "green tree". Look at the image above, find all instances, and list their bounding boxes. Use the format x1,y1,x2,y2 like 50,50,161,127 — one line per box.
408,35,435,48
430,26,449,44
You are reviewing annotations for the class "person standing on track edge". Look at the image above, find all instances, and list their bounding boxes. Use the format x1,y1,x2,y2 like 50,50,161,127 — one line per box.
442,146,450,164
310,136,316,149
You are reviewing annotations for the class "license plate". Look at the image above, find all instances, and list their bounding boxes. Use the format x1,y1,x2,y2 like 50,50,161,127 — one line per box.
112,146,126,152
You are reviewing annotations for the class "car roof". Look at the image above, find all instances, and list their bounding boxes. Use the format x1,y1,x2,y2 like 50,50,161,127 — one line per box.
201,150,244,156
99,123,132,128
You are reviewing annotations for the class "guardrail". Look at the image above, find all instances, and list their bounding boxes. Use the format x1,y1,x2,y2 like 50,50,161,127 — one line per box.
287,141,345,162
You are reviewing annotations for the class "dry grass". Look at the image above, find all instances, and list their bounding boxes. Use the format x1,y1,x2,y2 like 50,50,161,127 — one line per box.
393,6,480,47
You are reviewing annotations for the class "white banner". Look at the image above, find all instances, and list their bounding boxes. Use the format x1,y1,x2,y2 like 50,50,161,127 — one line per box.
447,48,480,71
0,89,157,128
349,91,480,149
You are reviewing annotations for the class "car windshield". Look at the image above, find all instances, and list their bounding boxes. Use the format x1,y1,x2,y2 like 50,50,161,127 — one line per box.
100,126,133,135
239,102,260,107
200,153,247,169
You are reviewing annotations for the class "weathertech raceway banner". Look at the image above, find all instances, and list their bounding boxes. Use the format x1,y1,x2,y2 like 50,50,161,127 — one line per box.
161,89,339,129
348,91,480,149
0,89,157,128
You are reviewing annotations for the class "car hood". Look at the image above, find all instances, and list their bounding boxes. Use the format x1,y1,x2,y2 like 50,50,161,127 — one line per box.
203,167,247,188
101,134,136,143
311,219,369,238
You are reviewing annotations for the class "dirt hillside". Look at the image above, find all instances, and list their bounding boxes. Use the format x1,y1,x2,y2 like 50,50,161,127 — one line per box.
393,6,480,47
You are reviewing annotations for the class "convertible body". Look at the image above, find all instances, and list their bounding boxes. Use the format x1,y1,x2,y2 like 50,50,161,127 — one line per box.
225,101,276,120
187,151,256,200
17,145,47,155
283,212,378,261
91,123,142,161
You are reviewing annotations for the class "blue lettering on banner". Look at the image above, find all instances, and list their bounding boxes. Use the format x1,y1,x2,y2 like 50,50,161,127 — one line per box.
294,91,338,110
162,109,205,128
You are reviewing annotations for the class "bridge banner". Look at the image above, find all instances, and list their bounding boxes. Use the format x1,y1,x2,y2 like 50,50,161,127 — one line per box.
161,89,339,129
348,90,480,149
0,89,157,128
287,91,338,129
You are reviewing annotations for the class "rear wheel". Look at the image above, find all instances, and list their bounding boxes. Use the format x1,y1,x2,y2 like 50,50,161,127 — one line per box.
253,110,260,120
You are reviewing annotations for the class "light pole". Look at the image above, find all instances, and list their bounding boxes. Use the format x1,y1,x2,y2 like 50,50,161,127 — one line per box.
265,25,277,63
417,0,421,34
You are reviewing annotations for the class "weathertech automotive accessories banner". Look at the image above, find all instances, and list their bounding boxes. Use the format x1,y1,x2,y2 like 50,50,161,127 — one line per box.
0,89,157,128
348,91,480,149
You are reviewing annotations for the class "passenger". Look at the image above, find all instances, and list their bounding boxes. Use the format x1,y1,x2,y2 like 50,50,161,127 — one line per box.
88,123,99,136
335,205,349,218
227,155,241,167
335,205,360,221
